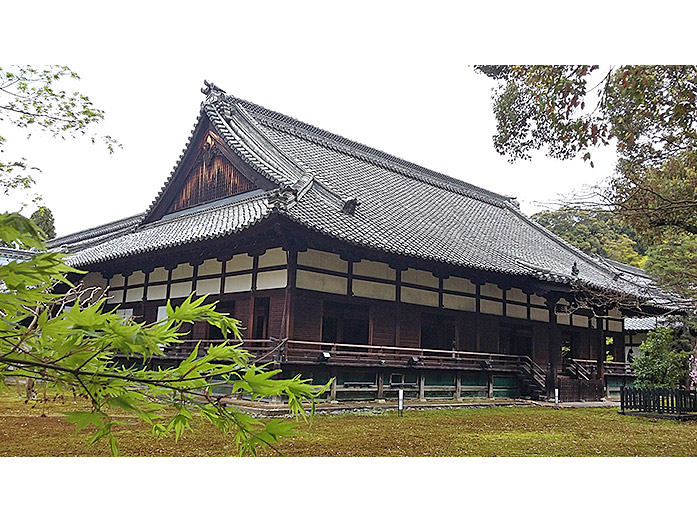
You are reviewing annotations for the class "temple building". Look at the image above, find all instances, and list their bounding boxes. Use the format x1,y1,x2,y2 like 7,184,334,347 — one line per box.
50,82,670,402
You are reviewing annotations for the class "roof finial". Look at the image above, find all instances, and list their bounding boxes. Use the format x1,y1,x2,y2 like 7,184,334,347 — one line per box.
201,80,226,103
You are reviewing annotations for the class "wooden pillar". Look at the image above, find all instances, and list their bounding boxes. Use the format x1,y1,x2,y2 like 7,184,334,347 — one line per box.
595,312,606,393
282,249,297,339
487,372,494,398
377,372,385,400
474,284,482,352
546,295,561,398
455,372,462,400
329,369,337,402
418,373,425,401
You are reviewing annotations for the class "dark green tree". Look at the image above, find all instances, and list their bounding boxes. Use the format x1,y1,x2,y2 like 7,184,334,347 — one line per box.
29,205,55,239
632,327,695,388
476,65,697,300
532,207,646,267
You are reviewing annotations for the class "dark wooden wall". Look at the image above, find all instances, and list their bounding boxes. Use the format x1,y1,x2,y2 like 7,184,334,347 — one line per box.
398,307,421,348
267,289,287,339
371,303,397,346
478,315,499,353
291,292,322,341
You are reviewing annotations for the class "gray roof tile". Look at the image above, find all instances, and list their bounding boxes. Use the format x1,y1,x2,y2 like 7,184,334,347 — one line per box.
68,193,271,266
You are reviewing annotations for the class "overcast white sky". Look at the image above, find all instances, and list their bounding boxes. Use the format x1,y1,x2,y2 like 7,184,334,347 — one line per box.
1,1,652,237
3,0,694,511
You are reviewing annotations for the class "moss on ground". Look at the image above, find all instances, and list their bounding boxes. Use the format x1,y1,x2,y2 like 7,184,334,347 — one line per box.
1,389,696,456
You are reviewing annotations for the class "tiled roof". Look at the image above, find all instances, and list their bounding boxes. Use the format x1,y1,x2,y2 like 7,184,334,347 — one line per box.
54,83,670,306
67,193,271,266
624,316,681,332
49,214,144,254
0,247,33,263
624,317,661,332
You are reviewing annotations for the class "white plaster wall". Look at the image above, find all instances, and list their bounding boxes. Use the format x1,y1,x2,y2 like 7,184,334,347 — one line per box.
171,263,193,280
352,279,396,301
480,283,503,298
258,247,287,268
256,269,288,290
401,286,438,307
198,259,222,276
480,298,503,316
227,254,253,272
125,287,144,302
196,278,221,296
170,281,192,298
147,284,167,300
401,268,438,288
353,259,395,280
296,269,347,295
297,249,347,273
442,293,476,312
149,267,168,283
443,276,475,294
224,274,253,293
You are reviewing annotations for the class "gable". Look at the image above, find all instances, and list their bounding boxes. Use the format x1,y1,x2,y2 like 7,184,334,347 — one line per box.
168,132,256,213
142,114,280,224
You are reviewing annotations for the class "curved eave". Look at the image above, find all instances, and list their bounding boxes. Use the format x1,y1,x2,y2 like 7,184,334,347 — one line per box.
67,194,273,268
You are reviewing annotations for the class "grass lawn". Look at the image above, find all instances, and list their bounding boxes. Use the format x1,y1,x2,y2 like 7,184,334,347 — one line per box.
2,389,697,456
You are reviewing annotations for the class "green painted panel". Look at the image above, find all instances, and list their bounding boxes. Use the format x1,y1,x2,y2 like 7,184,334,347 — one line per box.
425,390,454,398
493,388,518,398
337,371,376,385
384,390,418,400
337,390,376,401
607,377,634,388
312,371,330,386
425,373,455,386
461,372,487,386
494,376,517,387
460,390,487,398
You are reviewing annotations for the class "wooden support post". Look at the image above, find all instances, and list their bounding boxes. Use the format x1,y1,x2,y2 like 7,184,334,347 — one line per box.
455,372,462,400
595,312,606,396
487,372,494,399
377,372,384,401
329,369,337,402
282,249,297,339
546,295,561,399
418,373,425,401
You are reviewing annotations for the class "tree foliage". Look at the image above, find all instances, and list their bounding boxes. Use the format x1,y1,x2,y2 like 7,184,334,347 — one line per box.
0,65,118,204
0,214,328,455
532,207,646,267
476,65,697,299
476,65,697,170
29,205,56,239
632,326,695,389
0,66,327,456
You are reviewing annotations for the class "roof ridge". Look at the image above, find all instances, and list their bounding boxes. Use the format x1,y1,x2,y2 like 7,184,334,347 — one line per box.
602,257,649,278
205,100,306,187
504,202,626,281
230,96,514,207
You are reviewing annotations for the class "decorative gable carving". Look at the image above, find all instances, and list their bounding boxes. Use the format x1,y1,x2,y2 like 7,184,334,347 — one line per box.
168,133,255,213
